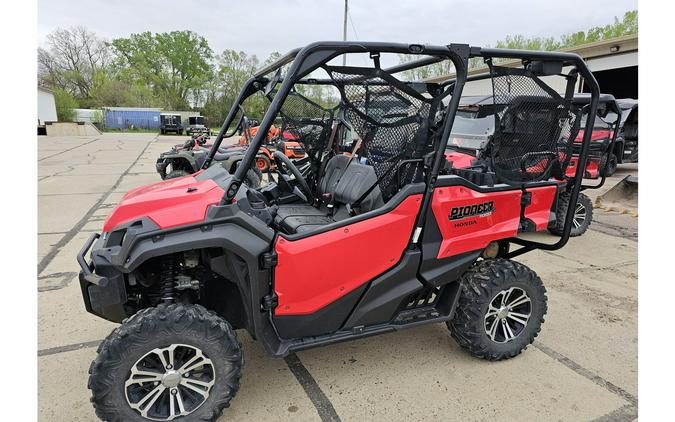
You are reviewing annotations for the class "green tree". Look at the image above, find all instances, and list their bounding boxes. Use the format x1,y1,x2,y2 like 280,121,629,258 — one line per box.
53,88,79,122
496,10,637,50
111,30,213,109
201,50,265,126
87,69,160,108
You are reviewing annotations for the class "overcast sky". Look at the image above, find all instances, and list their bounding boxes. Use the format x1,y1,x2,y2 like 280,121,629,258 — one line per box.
39,0,637,64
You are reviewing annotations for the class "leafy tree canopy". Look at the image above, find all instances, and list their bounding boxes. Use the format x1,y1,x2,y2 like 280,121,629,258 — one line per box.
53,88,79,122
111,30,213,110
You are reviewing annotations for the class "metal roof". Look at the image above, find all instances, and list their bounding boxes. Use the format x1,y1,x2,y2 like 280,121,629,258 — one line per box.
103,107,162,111
426,34,638,84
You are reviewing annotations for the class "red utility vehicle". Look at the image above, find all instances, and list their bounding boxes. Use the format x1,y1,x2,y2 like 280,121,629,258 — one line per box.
78,42,603,421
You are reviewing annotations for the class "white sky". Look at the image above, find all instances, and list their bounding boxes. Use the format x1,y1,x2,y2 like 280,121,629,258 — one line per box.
39,0,637,66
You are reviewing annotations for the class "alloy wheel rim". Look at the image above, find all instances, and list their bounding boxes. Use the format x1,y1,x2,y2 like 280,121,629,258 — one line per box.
484,287,532,343
125,344,216,421
572,202,586,229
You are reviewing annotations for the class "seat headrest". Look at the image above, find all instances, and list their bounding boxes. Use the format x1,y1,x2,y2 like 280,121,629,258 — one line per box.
333,163,384,211
319,154,352,195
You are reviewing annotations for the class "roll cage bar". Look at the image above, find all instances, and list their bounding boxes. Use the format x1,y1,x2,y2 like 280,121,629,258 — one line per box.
203,41,601,258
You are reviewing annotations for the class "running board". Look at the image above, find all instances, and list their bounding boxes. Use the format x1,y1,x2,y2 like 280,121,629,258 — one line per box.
275,312,454,357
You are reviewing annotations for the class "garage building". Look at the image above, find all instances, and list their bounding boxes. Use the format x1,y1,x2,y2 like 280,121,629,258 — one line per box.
427,34,638,99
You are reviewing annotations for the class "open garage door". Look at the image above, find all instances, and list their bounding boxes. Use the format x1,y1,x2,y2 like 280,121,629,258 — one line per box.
582,65,638,99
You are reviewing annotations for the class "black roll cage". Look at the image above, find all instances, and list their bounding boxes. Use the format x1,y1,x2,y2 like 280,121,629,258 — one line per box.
203,41,601,258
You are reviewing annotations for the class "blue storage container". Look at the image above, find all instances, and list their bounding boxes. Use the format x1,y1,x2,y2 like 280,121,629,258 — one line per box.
104,108,161,129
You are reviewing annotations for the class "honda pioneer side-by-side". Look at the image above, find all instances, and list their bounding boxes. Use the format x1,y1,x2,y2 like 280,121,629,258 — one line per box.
78,41,602,421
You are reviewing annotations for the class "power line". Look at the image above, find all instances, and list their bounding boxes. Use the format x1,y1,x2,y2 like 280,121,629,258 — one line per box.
342,0,348,65
348,11,359,40
348,10,368,65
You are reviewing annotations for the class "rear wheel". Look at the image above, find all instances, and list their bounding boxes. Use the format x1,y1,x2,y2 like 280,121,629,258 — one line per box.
89,304,243,422
448,259,547,361
166,170,191,179
600,153,618,177
549,192,593,237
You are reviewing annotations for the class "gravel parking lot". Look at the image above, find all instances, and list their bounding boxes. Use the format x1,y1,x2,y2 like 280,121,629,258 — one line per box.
38,133,638,421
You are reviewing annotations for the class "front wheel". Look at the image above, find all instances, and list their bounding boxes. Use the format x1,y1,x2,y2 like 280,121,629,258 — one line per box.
448,259,547,361
88,304,243,422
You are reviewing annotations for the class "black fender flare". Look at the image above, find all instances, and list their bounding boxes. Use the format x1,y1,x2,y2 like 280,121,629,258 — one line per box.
123,223,270,272
95,209,275,339
161,153,199,171
125,223,272,337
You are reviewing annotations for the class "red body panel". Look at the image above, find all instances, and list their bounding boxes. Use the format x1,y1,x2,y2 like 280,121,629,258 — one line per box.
444,151,475,169
431,186,521,258
574,129,613,142
523,185,557,231
274,195,422,316
565,156,600,179
103,174,222,232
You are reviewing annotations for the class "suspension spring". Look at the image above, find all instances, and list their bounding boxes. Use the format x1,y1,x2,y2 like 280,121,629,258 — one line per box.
159,257,176,303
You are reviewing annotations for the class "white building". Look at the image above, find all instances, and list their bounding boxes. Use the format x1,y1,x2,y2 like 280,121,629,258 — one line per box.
38,87,57,126
74,108,103,124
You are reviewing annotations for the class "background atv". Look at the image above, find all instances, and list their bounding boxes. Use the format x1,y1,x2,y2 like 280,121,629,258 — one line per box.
79,42,603,422
156,134,262,187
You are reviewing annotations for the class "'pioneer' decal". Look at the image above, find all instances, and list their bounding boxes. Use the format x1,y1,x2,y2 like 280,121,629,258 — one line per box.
449,201,495,221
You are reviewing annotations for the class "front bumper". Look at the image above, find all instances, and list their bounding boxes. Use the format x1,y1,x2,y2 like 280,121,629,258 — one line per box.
77,233,128,322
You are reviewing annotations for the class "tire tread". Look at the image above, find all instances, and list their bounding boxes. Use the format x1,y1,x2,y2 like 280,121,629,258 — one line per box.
89,303,242,422
448,258,547,361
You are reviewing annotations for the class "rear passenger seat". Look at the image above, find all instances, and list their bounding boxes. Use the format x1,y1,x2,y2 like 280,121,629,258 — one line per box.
274,155,385,234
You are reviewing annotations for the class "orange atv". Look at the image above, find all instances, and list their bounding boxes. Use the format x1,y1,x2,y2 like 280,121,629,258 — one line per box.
238,125,306,171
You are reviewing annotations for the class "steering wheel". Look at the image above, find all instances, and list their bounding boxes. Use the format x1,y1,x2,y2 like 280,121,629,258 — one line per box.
272,151,314,203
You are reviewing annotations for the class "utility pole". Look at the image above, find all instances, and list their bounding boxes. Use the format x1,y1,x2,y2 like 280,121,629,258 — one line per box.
342,0,348,65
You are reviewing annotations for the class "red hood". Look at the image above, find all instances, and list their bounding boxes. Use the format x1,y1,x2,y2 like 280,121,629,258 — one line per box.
103,172,224,232
444,151,475,169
